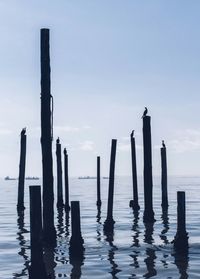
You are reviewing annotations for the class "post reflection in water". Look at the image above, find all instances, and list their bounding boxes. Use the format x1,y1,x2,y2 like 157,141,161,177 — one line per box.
143,222,157,278
96,205,102,242
174,250,189,279
13,210,29,278
104,230,121,279
160,208,169,245
130,210,140,276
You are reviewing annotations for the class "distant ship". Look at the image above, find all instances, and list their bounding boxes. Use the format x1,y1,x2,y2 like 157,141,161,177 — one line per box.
25,176,39,180
103,177,109,179
4,176,17,181
78,176,97,179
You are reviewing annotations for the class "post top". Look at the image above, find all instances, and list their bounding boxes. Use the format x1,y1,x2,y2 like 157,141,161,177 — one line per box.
64,148,67,155
56,137,60,144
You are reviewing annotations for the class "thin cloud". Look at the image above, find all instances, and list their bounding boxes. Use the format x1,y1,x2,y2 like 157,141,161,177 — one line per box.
79,140,95,151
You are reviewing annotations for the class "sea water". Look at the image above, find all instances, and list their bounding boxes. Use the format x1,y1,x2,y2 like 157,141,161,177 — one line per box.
0,176,199,278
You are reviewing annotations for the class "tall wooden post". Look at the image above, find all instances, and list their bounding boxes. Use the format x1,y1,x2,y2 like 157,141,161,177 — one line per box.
29,186,47,279
17,128,27,211
69,201,84,258
143,116,155,223
96,156,102,206
40,28,56,244
161,142,168,208
173,191,188,252
56,138,64,208
129,131,140,210
104,139,117,233
64,148,70,211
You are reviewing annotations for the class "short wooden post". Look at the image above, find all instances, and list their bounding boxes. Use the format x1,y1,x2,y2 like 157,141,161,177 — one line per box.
161,142,168,208
96,156,102,206
143,116,155,223
29,186,47,279
17,128,27,211
104,139,117,232
129,131,140,210
56,138,64,208
40,28,56,244
69,201,84,258
173,191,188,252
64,148,70,211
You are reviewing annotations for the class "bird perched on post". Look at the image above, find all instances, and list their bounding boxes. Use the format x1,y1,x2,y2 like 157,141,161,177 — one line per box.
56,137,60,144
21,127,26,136
162,140,166,148
130,130,134,138
142,107,148,118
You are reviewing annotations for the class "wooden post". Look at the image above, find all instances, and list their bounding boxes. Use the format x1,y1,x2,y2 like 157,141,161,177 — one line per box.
40,28,56,244
17,128,27,211
161,142,168,208
56,138,64,208
29,186,47,279
69,201,84,258
64,148,70,211
143,116,155,223
104,139,117,233
173,191,188,252
96,156,102,206
129,131,140,210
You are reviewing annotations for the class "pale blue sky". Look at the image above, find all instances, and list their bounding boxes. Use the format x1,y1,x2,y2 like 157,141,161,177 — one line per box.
1,1,200,177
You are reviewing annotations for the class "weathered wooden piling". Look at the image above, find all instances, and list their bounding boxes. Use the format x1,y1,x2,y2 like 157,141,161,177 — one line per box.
29,186,47,279
161,141,168,208
17,128,27,211
173,191,188,252
96,156,102,206
69,201,84,258
143,115,155,223
56,138,64,208
40,28,56,244
64,148,70,211
129,131,140,210
104,139,117,233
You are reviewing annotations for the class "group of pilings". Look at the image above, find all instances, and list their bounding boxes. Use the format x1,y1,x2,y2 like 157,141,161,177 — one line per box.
15,27,188,277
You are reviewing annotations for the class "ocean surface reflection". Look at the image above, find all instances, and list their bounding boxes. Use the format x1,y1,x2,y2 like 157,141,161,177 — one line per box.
0,176,199,278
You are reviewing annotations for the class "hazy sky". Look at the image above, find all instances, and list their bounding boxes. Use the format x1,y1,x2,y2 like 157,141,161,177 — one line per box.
1,1,200,177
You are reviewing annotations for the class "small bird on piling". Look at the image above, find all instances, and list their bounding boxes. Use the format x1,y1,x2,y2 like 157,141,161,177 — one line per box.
162,140,166,148
142,107,148,118
56,137,60,144
64,148,67,155
130,130,134,138
21,127,26,136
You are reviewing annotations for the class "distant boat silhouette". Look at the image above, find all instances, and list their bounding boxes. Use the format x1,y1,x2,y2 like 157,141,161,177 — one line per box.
4,176,17,181
103,177,109,179
25,176,39,180
78,176,96,179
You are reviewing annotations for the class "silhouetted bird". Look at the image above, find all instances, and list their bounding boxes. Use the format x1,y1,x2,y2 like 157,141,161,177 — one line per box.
56,137,60,144
130,130,134,138
21,127,26,136
64,148,67,155
162,140,166,148
142,107,148,118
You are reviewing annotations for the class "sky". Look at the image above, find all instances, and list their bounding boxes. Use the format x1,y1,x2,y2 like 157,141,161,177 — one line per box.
1,1,200,177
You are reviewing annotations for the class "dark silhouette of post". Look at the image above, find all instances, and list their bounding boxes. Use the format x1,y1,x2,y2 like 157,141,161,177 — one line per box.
56,138,64,208
161,141,168,208
17,128,27,211
142,115,155,223
64,148,70,211
96,156,102,206
129,131,140,210
104,139,117,233
40,28,56,245
173,191,188,252
69,201,84,258
29,186,47,279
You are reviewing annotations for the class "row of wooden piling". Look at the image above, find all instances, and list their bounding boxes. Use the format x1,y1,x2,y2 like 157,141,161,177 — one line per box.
15,28,188,277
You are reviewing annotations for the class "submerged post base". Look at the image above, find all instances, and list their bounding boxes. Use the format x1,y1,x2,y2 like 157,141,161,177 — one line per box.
103,218,115,233
96,200,102,206
129,199,140,210
173,232,189,252
143,210,156,223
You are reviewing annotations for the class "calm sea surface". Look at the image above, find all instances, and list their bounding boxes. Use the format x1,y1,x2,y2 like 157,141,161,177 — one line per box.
0,176,199,278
